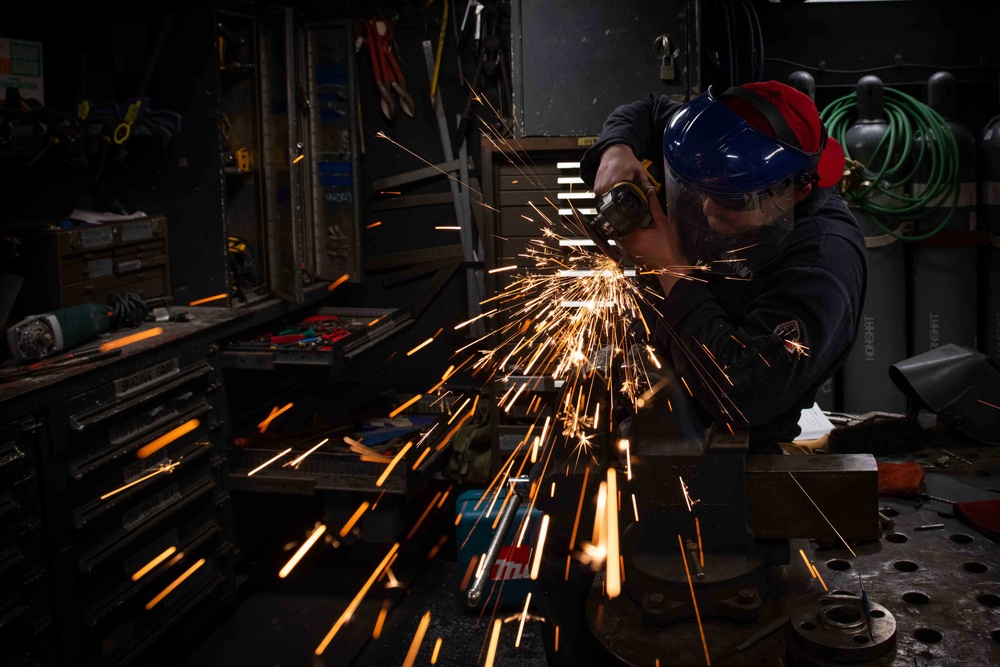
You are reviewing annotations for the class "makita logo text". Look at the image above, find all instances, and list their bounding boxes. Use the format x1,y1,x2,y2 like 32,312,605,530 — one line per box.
928,313,940,349
863,316,875,361
491,545,531,580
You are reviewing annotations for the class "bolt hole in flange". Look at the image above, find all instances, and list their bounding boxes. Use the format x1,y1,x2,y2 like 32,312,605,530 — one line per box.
950,534,974,544
963,562,988,574
914,628,943,644
977,594,1000,608
826,559,851,571
800,622,816,631
893,560,919,572
885,533,907,543
903,592,930,605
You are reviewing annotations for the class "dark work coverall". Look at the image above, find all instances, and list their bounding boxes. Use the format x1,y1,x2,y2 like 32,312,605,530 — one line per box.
580,93,869,453
532,94,868,667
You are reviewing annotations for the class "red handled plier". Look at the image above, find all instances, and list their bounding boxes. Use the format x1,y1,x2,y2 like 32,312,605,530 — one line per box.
355,18,416,121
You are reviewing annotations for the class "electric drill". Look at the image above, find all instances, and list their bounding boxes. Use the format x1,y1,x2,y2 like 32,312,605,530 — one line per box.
583,159,662,261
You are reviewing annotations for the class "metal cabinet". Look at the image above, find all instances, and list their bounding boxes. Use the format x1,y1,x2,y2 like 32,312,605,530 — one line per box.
40,347,238,667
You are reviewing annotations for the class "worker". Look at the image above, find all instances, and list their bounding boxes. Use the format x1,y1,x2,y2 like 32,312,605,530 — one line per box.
581,81,868,454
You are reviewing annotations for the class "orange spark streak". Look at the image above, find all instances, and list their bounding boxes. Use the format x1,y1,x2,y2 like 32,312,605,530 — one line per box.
372,600,390,639
367,221,382,229
99,327,163,352
678,535,711,665
360,454,394,464
247,448,292,476
402,611,432,667
516,592,532,647
788,472,857,557
696,518,704,568
279,524,327,578
257,402,293,433
407,491,443,540
188,293,227,306
631,494,639,523
132,546,177,581
484,619,502,667
145,558,206,610
459,554,480,592
315,543,400,654
431,637,443,664
285,438,329,468
980,399,1000,410
530,515,550,580
411,447,431,470
555,625,560,651
376,442,412,487
815,568,829,592
799,549,817,578
327,274,350,291
605,469,620,598
136,419,200,459
488,265,519,274
339,502,370,538
389,394,423,418
101,462,177,499
407,338,435,356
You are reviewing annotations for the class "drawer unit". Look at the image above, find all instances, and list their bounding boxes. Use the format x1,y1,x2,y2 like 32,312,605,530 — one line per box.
0,416,57,667
42,348,237,667
2,215,170,315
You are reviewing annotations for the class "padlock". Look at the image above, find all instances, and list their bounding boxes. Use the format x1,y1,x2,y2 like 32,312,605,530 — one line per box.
660,54,676,82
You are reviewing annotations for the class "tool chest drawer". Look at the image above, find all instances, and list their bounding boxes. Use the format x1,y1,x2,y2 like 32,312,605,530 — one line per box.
0,416,57,667
42,347,238,667
219,306,413,371
1,215,170,313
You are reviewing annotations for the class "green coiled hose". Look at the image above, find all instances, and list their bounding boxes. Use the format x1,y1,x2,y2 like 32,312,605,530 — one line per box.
821,87,960,241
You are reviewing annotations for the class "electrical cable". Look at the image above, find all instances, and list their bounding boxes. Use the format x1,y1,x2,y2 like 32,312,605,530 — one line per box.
821,87,960,241
107,292,150,329
765,56,994,75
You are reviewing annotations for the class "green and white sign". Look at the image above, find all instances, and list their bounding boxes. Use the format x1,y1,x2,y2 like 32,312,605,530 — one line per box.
0,38,44,105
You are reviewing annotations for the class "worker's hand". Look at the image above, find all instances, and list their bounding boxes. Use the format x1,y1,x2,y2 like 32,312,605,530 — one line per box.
617,189,690,296
593,144,653,196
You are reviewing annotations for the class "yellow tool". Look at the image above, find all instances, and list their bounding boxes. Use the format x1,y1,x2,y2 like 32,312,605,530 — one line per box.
113,98,144,144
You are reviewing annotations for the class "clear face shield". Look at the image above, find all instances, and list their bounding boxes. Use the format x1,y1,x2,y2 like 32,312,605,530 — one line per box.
662,87,816,276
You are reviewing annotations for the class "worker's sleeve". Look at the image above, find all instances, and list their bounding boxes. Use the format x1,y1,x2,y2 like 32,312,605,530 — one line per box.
652,259,859,428
580,94,683,185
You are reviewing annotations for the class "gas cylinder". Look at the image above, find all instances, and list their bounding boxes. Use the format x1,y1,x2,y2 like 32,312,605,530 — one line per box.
787,71,816,102
982,78,1000,360
910,71,978,356
839,76,909,414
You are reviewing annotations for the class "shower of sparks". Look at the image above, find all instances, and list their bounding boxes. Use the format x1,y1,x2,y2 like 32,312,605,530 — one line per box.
258,403,293,433
339,502,370,538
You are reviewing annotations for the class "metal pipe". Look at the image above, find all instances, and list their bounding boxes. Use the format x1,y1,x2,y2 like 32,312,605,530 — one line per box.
466,489,523,609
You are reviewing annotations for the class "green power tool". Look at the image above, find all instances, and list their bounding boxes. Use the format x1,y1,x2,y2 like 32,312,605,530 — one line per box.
6,304,112,362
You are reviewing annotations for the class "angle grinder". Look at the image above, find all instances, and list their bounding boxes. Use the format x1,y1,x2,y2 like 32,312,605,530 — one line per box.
583,159,662,262
6,304,112,362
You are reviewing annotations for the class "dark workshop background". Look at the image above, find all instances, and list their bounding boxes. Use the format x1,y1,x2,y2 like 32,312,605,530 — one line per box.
0,1,997,667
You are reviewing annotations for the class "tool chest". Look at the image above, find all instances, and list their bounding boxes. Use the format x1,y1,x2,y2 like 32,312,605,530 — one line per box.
0,415,58,667
1,215,170,314
218,305,413,371
41,345,238,667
